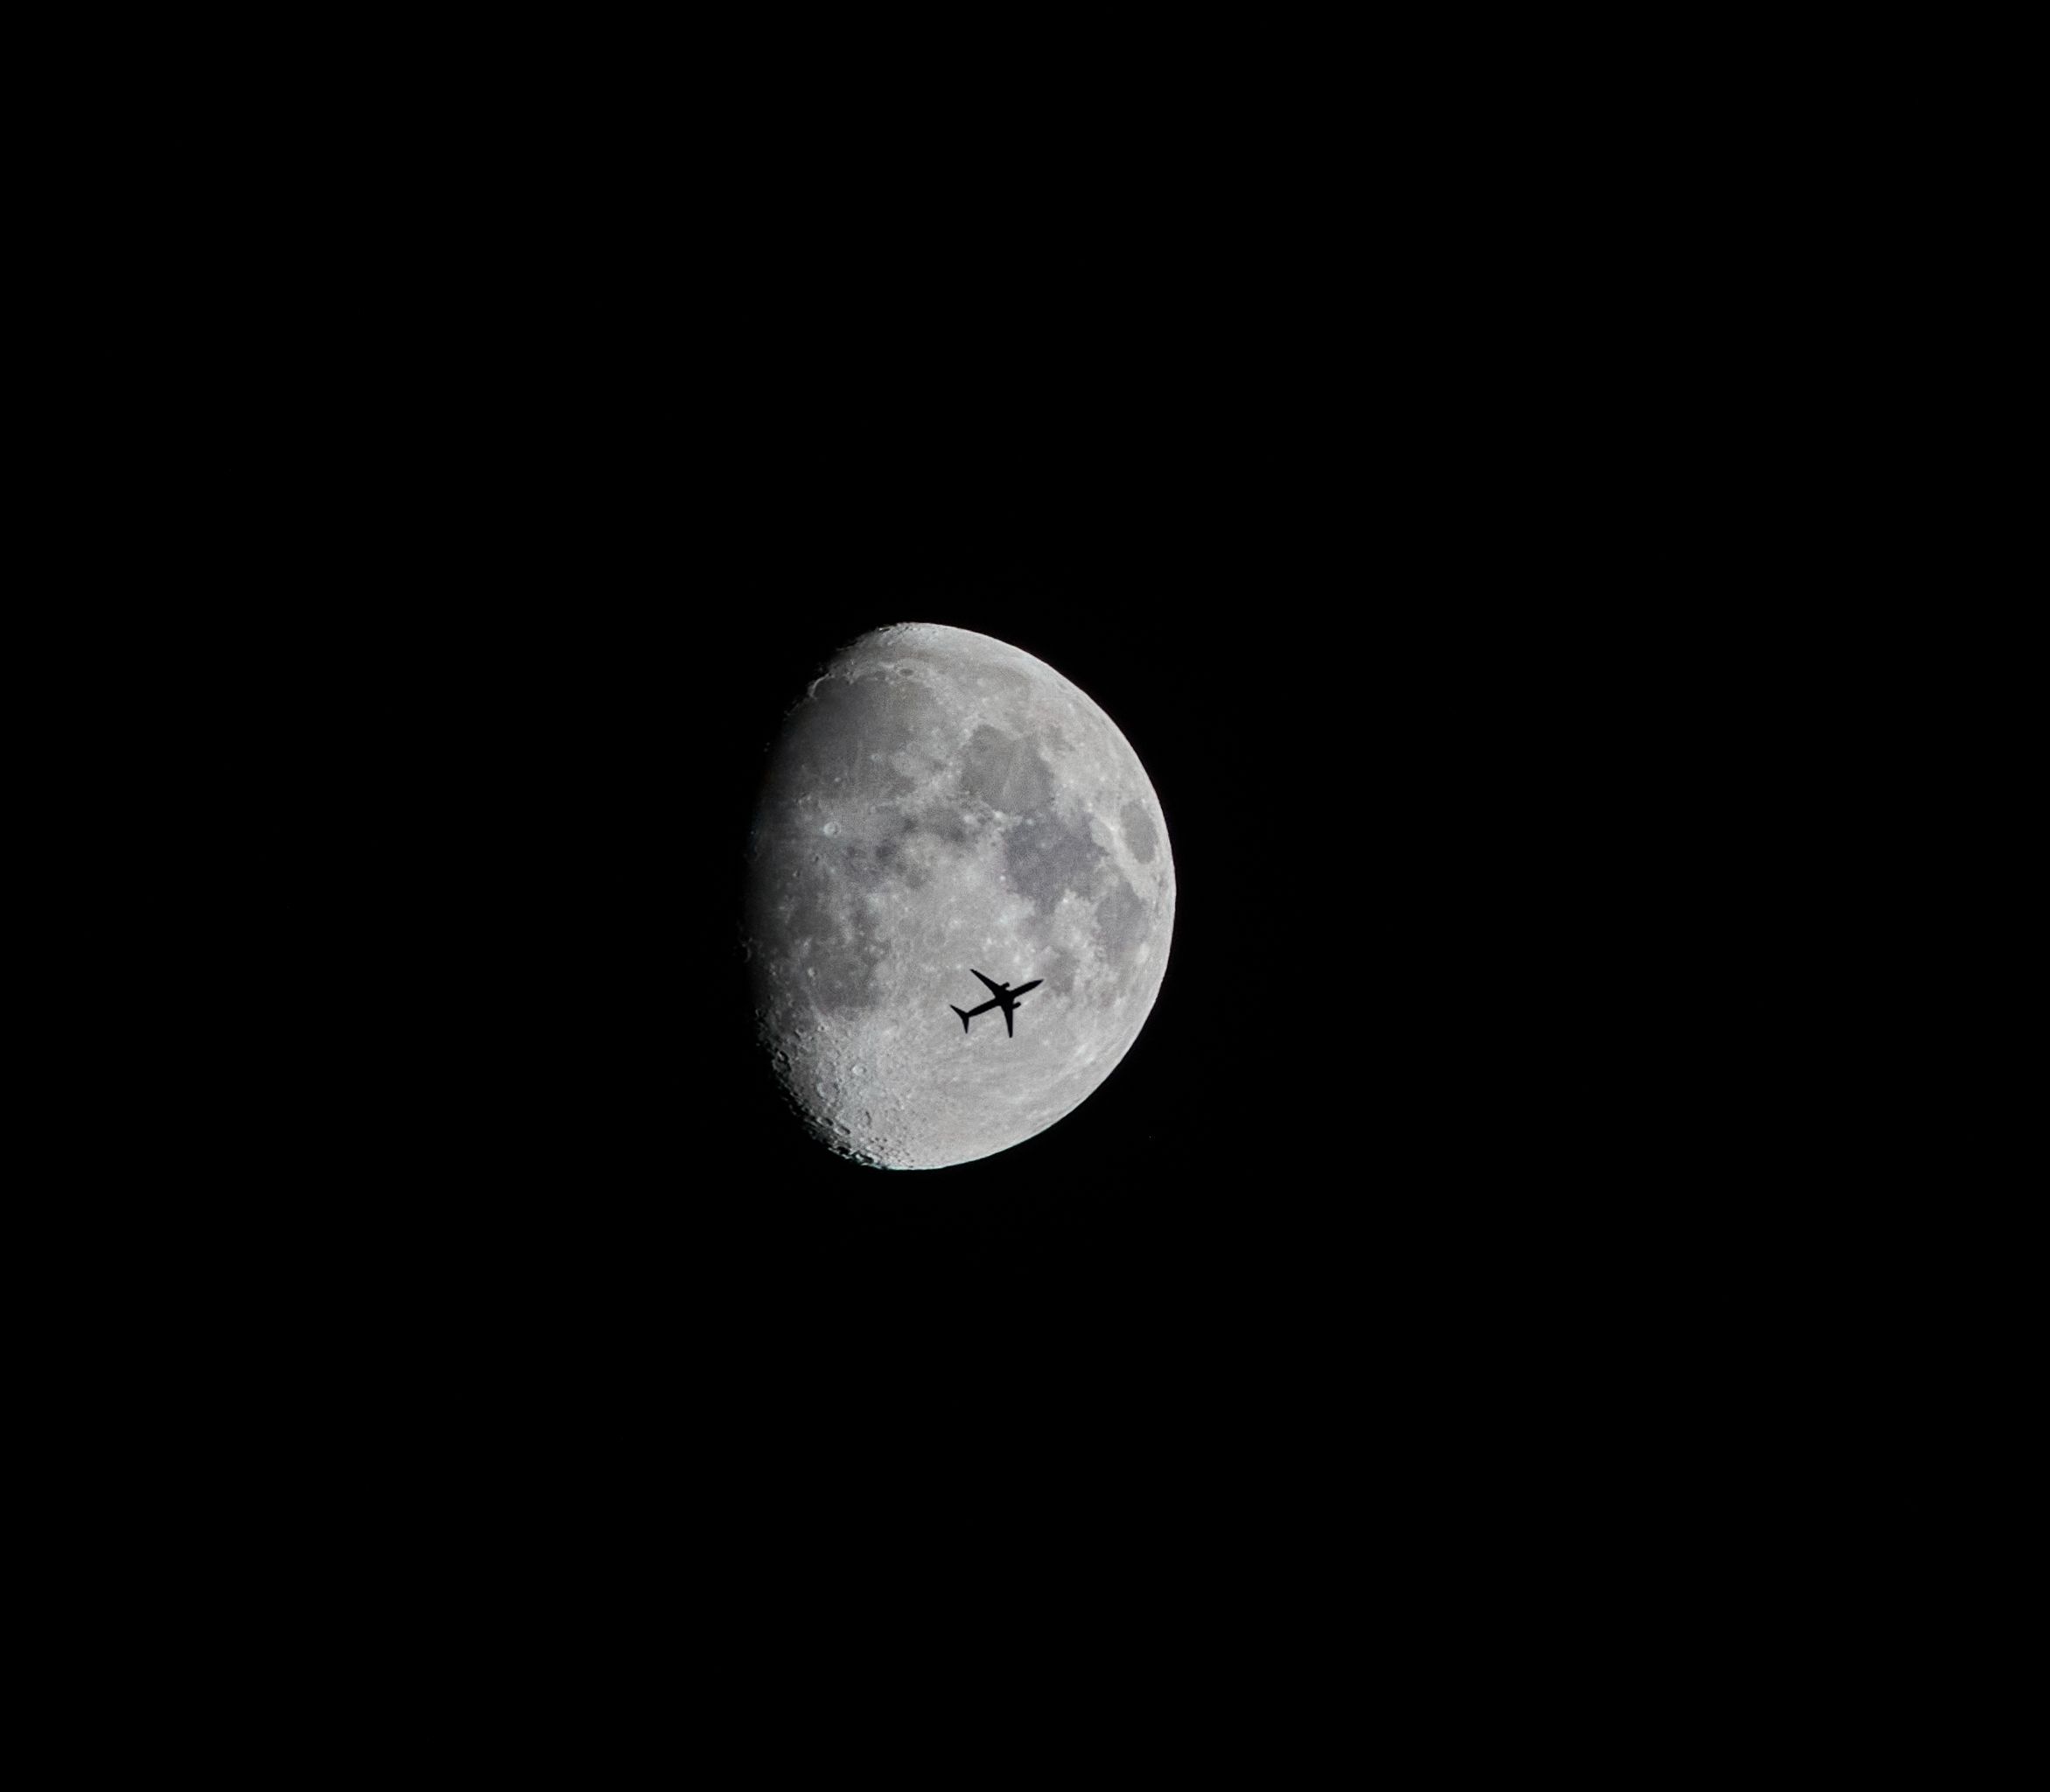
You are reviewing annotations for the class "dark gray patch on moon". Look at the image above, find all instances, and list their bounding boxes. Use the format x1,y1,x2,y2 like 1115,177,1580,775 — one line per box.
917,805,971,848
958,726,1055,816
1120,801,1158,864
1003,813,1107,914
871,835,927,889
1036,945,1080,997
1093,874,1150,981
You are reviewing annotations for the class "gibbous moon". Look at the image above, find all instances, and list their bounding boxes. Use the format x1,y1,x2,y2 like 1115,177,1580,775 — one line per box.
743,623,1175,1169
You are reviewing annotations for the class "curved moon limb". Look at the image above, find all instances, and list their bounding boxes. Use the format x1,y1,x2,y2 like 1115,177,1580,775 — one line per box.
742,623,1175,1169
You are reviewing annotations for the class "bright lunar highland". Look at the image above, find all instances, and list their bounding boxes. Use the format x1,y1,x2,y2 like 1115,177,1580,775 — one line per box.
743,623,1175,1169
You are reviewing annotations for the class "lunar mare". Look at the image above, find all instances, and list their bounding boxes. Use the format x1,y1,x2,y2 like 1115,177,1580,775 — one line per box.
743,623,1175,1170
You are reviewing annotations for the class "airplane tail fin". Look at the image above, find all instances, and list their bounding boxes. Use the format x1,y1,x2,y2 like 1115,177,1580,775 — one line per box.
951,1005,971,1032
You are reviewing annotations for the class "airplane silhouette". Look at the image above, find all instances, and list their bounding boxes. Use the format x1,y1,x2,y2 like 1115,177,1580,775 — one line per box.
950,969,1043,1038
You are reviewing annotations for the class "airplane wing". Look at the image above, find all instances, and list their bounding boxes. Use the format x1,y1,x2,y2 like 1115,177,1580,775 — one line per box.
972,970,1006,998
1011,979,1042,998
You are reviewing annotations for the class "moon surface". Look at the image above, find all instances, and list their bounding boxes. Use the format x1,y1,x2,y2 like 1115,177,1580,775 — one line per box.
743,623,1175,1170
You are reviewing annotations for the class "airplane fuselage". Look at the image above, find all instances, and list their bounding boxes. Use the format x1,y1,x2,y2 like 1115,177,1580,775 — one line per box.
951,970,1044,1037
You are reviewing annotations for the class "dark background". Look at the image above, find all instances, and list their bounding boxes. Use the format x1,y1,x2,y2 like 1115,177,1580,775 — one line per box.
136,53,1862,1724
664,488,1589,1390
388,419,1665,1396
418,476,1702,1578
667,525,1384,1473
292,186,1732,1578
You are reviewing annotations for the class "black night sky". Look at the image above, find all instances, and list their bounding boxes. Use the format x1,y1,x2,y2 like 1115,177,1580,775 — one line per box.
676,486,1543,1355
196,77,1804,1694
385,337,1696,1456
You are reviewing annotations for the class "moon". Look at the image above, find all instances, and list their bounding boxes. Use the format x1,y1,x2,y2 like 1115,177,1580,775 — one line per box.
742,623,1175,1170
